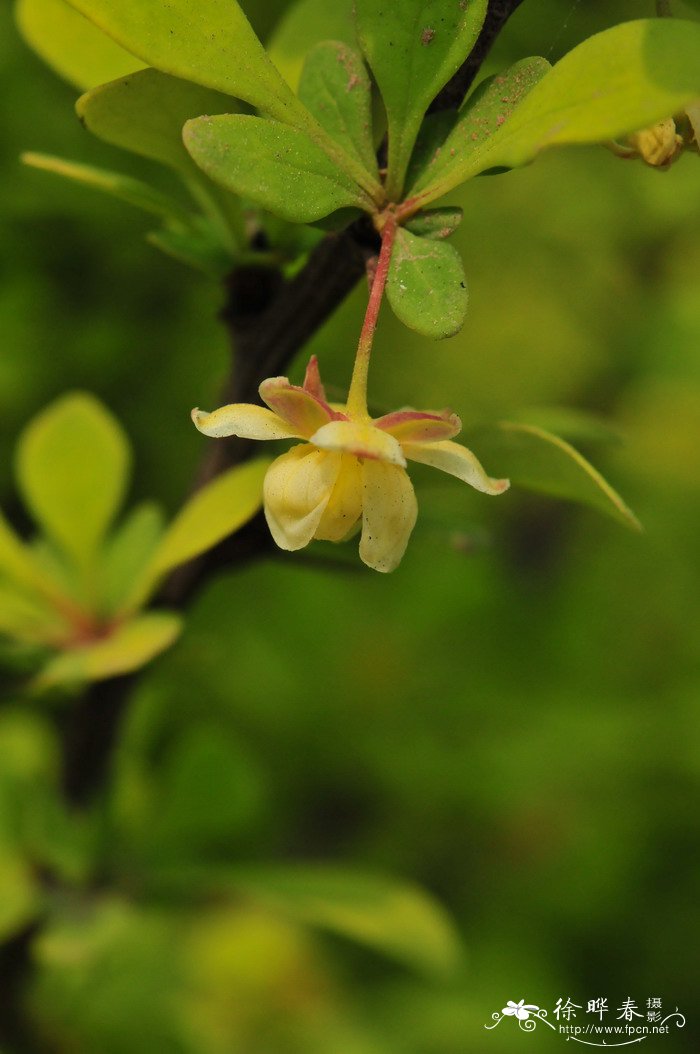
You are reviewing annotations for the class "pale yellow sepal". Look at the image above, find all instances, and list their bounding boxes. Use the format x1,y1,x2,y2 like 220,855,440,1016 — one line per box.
192,404,299,440
310,420,407,467
403,440,510,495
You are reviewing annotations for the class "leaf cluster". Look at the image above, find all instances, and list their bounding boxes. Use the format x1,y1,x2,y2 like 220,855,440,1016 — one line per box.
17,0,700,338
0,393,268,689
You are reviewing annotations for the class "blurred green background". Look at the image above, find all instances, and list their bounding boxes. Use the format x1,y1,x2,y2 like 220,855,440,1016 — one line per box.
1,0,699,1051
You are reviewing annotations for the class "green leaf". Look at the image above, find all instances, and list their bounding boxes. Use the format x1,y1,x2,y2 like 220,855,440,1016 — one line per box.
32,896,185,1051
63,0,309,126
22,153,188,222
0,581,62,645
124,459,268,611
354,0,488,198
150,459,268,578
0,508,57,598
409,56,550,197
386,227,468,338
0,708,59,785
414,19,700,205
101,503,165,616
15,0,143,90
16,393,131,569
35,612,182,689
64,0,384,203
146,224,235,277
30,539,83,605
268,0,356,90
466,421,641,529
298,40,378,179
406,206,462,240
139,727,265,859
77,72,249,253
77,68,236,177
184,115,373,222
508,407,621,446
226,865,462,976
404,109,458,189
0,850,41,941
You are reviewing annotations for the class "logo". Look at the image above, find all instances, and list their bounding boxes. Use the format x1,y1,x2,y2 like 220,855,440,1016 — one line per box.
485,997,686,1047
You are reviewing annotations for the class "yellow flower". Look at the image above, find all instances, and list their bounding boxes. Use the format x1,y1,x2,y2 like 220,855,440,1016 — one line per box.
192,357,508,572
626,117,684,167
612,103,699,168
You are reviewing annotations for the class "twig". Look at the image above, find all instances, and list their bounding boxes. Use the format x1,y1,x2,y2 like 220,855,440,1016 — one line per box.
63,0,524,803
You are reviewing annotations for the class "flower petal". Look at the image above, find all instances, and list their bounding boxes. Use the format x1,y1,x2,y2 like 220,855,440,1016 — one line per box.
314,454,363,542
311,420,406,466
374,409,461,444
192,404,297,440
403,440,509,495
359,462,417,573
260,376,338,438
303,355,328,401
264,445,342,551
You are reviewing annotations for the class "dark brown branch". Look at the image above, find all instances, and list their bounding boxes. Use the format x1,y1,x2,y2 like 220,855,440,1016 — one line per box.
164,1,530,605
192,224,373,490
62,0,523,807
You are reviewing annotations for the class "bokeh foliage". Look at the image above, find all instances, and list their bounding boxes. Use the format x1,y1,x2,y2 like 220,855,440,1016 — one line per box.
2,0,700,1051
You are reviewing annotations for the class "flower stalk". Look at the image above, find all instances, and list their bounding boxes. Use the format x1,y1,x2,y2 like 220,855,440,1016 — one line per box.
346,213,398,420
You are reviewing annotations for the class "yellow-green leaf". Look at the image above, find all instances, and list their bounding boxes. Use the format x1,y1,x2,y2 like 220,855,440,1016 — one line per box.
405,206,463,240
0,581,63,645
354,0,488,199
146,224,235,277
63,0,312,128
0,508,55,597
409,56,550,197
184,115,373,222
15,0,143,90
0,851,41,942
101,503,165,616
466,421,641,529
16,393,131,569
35,612,182,689
123,459,268,611
298,41,378,179
22,153,188,221
508,407,620,446
77,68,235,176
415,19,700,206
386,227,468,338
227,865,462,977
151,459,268,578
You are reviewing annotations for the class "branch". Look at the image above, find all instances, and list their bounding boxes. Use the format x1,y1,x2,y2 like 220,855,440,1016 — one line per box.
63,0,524,805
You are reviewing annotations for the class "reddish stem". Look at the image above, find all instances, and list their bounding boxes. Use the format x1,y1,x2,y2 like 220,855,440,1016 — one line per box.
346,214,398,418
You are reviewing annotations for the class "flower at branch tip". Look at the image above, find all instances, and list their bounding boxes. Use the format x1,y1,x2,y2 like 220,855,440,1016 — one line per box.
611,102,699,168
192,357,508,573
